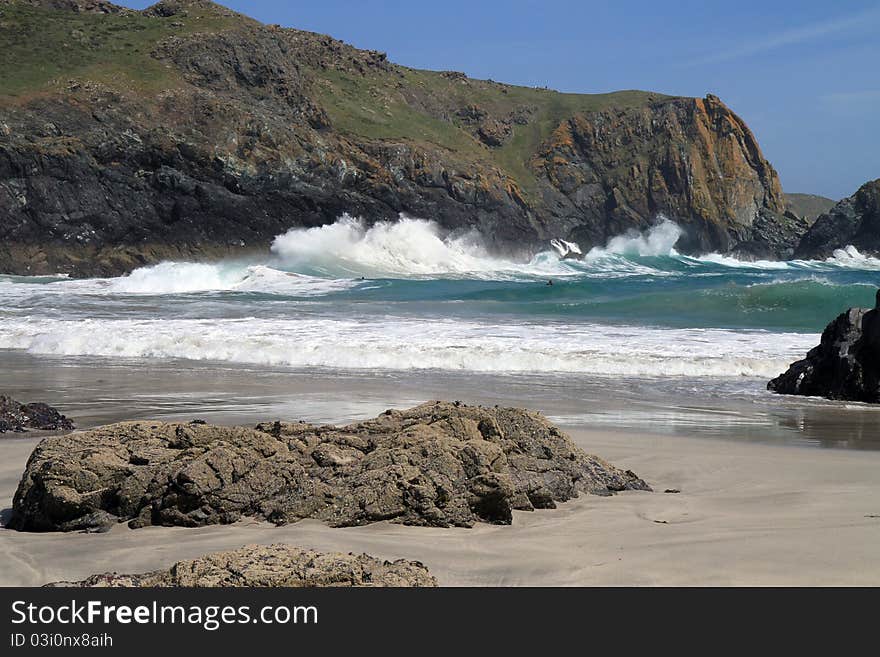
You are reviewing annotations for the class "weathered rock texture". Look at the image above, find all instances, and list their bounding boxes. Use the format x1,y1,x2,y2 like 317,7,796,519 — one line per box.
0,395,74,433
795,180,880,259
46,543,437,587
9,401,650,532
768,289,880,403
0,0,800,275
533,95,805,257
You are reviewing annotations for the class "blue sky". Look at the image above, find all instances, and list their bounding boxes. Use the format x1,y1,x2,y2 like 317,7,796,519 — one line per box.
121,1,880,200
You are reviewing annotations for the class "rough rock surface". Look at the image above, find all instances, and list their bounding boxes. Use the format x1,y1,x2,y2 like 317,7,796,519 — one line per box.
768,290,880,402
1,0,800,275
533,95,805,258
0,395,74,433
9,401,650,532
794,179,880,259
45,543,437,587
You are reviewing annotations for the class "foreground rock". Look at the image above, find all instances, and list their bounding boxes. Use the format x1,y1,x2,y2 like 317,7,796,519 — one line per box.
0,395,74,433
768,290,880,402
9,401,649,532
46,543,436,587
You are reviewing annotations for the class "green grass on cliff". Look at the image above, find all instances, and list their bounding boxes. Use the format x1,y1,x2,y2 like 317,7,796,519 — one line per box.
0,2,237,97
0,0,669,196
313,65,666,194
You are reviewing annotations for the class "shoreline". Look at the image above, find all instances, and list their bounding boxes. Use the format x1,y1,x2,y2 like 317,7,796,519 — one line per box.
2,425,878,586
2,350,880,450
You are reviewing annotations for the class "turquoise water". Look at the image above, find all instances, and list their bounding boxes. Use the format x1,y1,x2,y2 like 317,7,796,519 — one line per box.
0,218,878,378
301,264,878,331
2,217,880,447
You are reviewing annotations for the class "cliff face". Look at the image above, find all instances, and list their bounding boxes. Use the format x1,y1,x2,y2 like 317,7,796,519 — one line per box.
532,95,802,256
0,0,800,275
794,179,880,259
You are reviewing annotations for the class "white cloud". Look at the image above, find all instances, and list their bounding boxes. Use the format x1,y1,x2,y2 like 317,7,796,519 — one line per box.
821,89,880,103
702,5,880,63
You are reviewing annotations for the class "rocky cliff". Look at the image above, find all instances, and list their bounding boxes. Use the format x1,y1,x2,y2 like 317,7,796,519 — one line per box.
794,179,880,259
0,0,800,275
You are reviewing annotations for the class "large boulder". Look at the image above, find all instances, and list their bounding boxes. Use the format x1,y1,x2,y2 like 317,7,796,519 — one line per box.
0,395,74,433
9,401,649,532
768,290,880,402
45,543,437,587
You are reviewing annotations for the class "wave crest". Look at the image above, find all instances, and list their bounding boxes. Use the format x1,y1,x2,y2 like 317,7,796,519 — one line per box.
270,214,524,277
2,216,879,299
0,316,816,379
590,219,683,258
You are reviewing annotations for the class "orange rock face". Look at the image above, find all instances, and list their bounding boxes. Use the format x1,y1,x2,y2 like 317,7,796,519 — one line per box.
532,95,791,254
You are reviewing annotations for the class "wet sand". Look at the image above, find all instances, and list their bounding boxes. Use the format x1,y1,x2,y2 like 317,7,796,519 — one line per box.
3,350,880,449
2,427,879,586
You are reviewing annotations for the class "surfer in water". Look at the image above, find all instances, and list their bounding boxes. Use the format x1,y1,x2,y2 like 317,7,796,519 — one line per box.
546,279,554,286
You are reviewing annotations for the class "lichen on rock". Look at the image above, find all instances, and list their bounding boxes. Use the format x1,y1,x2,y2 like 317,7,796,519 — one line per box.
45,543,437,587
9,401,650,532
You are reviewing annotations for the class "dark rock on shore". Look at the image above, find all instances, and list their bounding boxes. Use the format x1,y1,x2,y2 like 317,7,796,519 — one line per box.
768,290,880,402
0,395,74,433
45,543,437,587
794,179,880,259
9,401,650,532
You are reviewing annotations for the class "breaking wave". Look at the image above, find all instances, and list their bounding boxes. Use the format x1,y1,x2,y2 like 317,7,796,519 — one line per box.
2,216,879,299
0,263,360,298
270,214,516,277
0,316,817,379
2,215,876,376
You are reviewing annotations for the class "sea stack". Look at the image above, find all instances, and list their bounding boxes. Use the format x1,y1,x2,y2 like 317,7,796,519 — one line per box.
768,289,880,402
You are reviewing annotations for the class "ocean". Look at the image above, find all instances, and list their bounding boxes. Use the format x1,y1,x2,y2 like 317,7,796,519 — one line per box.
2,216,879,447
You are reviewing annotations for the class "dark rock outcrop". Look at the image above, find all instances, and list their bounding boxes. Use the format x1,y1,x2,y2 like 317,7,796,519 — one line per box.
794,180,880,259
46,543,437,587
0,395,74,433
0,1,800,275
768,290,880,402
9,401,650,532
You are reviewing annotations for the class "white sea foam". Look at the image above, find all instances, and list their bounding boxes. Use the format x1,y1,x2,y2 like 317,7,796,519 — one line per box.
824,245,880,270
270,213,575,279
0,316,817,378
589,219,683,258
1,216,878,302
692,253,792,270
691,247,880,272
0,263,359,298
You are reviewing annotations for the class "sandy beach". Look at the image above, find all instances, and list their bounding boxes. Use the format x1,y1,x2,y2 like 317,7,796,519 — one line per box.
3,425,878,587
